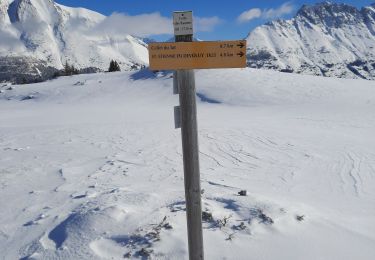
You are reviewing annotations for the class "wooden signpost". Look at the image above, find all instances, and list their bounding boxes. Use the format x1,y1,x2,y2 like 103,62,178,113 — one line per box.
148,11,246,260
149,40,246,70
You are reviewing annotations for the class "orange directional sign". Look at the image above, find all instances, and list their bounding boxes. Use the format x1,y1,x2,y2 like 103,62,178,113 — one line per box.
148,40,247,70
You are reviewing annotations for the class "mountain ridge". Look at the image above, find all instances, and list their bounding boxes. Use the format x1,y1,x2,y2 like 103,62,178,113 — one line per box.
0,0,148,83
1,1,375,82
247,1,375,80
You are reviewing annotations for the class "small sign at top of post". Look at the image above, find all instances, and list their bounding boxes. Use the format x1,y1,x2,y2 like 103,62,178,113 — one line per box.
173,11,193,36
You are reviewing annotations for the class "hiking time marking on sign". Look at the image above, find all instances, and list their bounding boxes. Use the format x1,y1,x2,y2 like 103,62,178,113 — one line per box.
148,40,247,70
173,11,193,36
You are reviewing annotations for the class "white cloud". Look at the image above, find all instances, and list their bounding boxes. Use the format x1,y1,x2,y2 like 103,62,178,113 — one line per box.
94,12,173,37
263,2,295,19
194,16,222,32
92,13,223,37
237,8,262,23
237,2,295,23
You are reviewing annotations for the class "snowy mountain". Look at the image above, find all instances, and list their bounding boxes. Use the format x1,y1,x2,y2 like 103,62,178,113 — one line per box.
3,1,375,83
0,0,148,83
247,2,375,80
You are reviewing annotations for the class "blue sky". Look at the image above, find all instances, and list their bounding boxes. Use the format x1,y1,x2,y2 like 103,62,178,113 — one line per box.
56,0,375,40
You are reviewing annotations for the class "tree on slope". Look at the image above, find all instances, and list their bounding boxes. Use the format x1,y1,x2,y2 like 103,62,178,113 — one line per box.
64,61,79,76
108,60,121,72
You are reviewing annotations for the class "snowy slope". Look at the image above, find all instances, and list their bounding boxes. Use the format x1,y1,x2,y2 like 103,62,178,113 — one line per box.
247,2,375,80
0,69,375,259
0,0,148,72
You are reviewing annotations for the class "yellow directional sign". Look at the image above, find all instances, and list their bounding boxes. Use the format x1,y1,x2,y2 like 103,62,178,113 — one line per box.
148,40,247,70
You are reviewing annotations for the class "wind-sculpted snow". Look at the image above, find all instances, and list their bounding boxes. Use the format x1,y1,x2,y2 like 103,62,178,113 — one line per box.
0,69,374,259
247,2,375,80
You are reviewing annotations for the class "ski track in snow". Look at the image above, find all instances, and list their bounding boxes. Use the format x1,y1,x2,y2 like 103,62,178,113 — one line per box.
0,68,374,259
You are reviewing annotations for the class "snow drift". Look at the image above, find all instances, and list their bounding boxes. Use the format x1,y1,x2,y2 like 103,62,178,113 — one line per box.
0,68,374,259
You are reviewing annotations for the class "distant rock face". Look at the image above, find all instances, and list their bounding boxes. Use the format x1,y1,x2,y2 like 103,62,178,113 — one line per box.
246,2,375,80
0,56,58,84
0,0,148,83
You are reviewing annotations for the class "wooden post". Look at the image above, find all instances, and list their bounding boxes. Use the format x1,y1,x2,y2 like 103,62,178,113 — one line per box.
174,11,204,260
148,14,246,259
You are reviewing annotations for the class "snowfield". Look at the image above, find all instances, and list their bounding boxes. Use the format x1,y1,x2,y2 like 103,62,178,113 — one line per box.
0,68,374,259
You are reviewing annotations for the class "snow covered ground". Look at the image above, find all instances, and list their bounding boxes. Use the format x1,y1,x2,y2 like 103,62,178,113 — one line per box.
0,68,374,259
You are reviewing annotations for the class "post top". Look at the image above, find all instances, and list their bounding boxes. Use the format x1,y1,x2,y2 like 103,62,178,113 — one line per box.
173,11,194,36
173,10,193,13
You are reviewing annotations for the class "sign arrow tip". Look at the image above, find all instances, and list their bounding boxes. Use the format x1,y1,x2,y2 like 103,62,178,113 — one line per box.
237,42,245,48
237,51,245,57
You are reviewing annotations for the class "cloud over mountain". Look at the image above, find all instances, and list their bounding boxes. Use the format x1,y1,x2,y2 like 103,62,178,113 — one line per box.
237,2,295,23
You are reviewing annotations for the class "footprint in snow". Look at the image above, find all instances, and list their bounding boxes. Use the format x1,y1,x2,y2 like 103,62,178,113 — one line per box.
23,213,49,227
70,190,97,199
